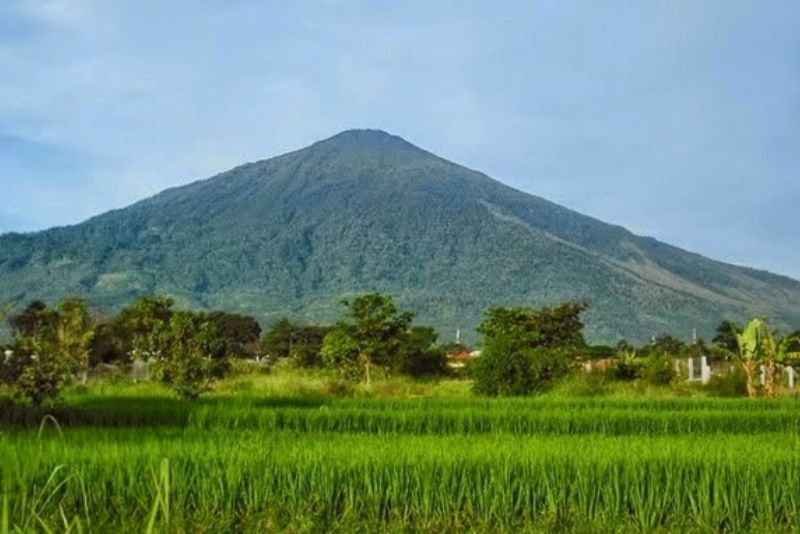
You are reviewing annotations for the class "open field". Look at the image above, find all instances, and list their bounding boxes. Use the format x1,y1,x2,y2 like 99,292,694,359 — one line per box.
3,374,800,532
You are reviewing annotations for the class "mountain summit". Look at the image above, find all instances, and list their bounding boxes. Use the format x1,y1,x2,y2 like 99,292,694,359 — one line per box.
1,130,798,341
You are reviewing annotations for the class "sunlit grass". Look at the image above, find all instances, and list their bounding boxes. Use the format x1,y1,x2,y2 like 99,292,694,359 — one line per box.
3,370,800,531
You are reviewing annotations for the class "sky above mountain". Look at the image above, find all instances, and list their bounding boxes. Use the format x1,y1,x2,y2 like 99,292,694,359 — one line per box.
1,1,798,279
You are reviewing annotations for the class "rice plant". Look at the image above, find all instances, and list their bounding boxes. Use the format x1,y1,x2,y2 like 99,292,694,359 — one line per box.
2,392,800,532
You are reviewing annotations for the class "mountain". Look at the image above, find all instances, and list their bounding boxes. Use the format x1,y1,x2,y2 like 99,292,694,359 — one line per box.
1,129,799,343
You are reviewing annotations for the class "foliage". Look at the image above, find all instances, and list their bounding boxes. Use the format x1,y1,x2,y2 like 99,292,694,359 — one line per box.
706,367,748,397
610,350,642,381
322,293,414,383
150,312,229,399
260,318,329,367
641,353,677,386
54,298,96,381
395,326,448,377
15,356,66,406
650,335,686,355
471,337,569,396
473,302,584,395
115,296,175,361
713,320,740,353
260,318,294,359
89,320,132,364
320,326,363,381
477,302,587,349
5,301,77,405
7,300,49,336
584,344,616,360
205,311,262,359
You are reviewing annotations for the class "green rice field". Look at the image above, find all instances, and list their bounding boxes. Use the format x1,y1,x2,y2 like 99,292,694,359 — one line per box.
2,383,800,532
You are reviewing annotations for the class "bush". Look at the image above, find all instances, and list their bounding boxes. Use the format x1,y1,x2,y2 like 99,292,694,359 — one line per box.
707,367,748,397
471,338,569,396
642,354,677,386
290,344,324,369
150,312,230,400
397,347,448,378
15,357,67,406
0,348,27,385
610,351,642,381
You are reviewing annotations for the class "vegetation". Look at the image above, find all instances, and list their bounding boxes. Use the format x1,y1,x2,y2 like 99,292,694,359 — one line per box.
2,292,800,531
471,302,583,395
2,382,800,532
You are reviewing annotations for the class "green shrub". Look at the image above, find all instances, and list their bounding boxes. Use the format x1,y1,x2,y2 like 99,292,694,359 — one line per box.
610,350,642,381
471,338,568,396
642,354,677,386
707,367,748,397
15,356,67,406
150,312,230,400
290,344,324,369
397,345,448,378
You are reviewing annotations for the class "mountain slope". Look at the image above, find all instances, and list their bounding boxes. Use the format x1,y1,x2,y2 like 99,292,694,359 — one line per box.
1,129,798,342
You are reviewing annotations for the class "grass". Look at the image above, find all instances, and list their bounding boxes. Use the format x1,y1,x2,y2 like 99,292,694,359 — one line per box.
2,370,800,532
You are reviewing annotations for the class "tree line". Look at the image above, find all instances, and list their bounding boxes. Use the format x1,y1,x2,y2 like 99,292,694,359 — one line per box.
1,294,798,404
0,293,452,404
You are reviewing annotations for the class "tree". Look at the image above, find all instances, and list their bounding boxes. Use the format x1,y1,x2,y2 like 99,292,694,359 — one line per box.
321,326,362,380
477,302,587,350
395,326,448,377
7,302,69,405
115,296,175,361
651,335,686,356
150,312,228,399
206,311,262,359
472,302,584,395
320,294,415,383
784,331,800,354
8,301,48,337
90,320,130,364
54,298,96,384
261,318,330,366
260,318,295,360
713,320,741,353
471,338,568,396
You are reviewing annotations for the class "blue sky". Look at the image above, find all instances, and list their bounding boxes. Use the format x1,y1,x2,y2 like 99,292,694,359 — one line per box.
1,1,798,278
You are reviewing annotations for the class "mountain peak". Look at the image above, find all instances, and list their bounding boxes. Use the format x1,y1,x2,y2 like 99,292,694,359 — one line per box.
315,129,416,150
1,129,799,343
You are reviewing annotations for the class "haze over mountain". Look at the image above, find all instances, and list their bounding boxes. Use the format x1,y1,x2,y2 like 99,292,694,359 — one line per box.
1,129,798,342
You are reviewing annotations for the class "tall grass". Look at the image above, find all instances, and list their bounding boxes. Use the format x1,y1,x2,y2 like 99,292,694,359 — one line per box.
2,430,800,532
3,396,799,435
3,389,800,531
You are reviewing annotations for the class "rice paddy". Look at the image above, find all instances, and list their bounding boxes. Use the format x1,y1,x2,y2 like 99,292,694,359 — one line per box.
2,383,800,532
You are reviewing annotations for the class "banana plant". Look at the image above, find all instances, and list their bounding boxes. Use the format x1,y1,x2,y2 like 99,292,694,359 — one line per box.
734,318,769,398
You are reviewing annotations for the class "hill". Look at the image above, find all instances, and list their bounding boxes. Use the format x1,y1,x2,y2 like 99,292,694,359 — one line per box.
1,129,798,342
